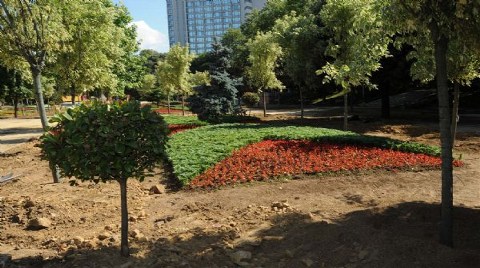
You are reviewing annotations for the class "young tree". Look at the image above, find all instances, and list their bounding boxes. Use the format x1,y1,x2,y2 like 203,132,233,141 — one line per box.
52,0,123,104
246,31,284,117
383,0,480,246
156,44,199,115
40,101,168,257
272,11,326,119
318,0,391,130
0,0,70,129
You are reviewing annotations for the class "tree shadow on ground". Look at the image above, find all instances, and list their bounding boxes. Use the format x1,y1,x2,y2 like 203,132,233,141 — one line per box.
11,202,480,268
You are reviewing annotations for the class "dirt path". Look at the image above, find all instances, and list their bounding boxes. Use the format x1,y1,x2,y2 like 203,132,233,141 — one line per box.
0,121,479,268
0,119,43,153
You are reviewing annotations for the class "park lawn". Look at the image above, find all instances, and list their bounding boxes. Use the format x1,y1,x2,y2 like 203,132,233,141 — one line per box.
166,123,441,186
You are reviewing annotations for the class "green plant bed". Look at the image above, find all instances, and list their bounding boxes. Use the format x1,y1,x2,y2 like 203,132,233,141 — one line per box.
162,115,209,126
166,123,440,186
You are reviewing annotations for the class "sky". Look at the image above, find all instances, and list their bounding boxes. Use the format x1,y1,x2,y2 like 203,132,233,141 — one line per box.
114,0,170,53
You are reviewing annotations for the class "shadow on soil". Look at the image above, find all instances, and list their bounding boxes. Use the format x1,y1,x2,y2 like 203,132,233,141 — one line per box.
12,202,480,268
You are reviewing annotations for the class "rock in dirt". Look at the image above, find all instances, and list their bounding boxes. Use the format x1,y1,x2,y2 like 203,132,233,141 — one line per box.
97,232,111,240
149,185,166,194
27,217,52,229
72,236,84,246
229,250,252,265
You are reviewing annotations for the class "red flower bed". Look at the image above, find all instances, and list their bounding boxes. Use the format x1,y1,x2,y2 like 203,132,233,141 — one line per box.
169,124,200,135
190,140,462,188
155,108,185,114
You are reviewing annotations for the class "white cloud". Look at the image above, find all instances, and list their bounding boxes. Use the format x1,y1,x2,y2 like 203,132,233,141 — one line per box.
131,21,169,52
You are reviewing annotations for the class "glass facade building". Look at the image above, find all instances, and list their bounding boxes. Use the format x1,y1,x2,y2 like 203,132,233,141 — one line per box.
166,0,267,54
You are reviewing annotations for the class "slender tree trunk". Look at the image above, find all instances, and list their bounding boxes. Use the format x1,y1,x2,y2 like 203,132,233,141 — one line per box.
13,97,18,118
451,82,460,146
119,178,130,257
31,67,49,130
343,93,348,131
71,85,76,105
181,95,185,116
434,32,454,248
31,67,61,183
299,87,304,120
167,93,171,114
49,162,60,184
263,91,267,117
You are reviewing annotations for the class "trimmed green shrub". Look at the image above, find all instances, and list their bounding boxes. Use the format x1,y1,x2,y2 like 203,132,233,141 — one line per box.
40,101,168,257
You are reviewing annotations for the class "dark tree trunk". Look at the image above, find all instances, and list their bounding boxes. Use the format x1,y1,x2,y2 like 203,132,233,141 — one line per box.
13,97,18,118
263,91,267,117
433,32,454,248
119,178,130,257
381,85,390,119
71,85,76,105
451,82,460,146
167,93,171,114
343,93,348,131
31,68,49,130
181,95,185,116
299,87,304,120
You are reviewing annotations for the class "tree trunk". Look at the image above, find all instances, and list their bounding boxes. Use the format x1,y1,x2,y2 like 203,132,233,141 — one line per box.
49,162,60,184
381,85,390,119
451,82,460,146
167,93,171,114
299,87,304,120
434,32,454,248
13,97,18,118
181,95,185,116
343,93,348,131
31,67,61,183
31,67,49,130
263,91,267,117
119,178,130,257
71,85,76,105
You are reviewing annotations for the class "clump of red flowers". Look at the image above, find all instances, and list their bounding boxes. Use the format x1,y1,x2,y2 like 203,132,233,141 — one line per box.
190,140,463,188
168,124,200,135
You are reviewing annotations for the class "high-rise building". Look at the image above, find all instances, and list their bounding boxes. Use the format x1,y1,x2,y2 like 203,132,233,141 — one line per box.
166,0,267,54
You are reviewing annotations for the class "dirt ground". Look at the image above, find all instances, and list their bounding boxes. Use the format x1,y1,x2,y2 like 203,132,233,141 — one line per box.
0,116,479,268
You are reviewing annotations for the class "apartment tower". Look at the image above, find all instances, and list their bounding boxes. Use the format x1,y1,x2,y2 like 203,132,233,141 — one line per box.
166,0,267,54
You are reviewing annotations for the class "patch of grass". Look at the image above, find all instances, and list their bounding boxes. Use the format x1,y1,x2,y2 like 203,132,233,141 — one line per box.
166,123,440,186
162,115,209,126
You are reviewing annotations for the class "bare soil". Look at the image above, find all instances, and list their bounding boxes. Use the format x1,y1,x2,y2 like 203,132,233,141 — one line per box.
1,117,479,268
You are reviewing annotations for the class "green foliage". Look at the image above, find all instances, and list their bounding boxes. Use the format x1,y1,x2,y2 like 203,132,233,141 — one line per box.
52,0,124,98
167,124,439,185
246,32,284,93
163,115,209,126
241,92,260,107
188,41,243,123
318,0,391,92
40,101,169,182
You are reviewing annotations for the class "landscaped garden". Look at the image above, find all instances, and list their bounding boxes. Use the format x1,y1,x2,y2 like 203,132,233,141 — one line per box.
162,118,461,189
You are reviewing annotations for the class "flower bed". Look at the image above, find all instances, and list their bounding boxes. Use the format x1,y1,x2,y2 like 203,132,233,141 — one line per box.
190,140,462,188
